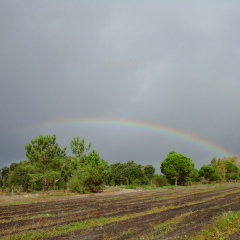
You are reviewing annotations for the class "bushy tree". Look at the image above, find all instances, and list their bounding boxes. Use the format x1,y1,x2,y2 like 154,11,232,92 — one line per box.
8,161,35,192
225,161,239,181
161,152,195,185
109,161,146,186
152,174,168,187
185,169,199,185
69,150,109,193
144,165,155,183
211,158,226,181
124,161,145,185
198,166,218,182
24,135,67,190
109,163,127,185
25,135,66,174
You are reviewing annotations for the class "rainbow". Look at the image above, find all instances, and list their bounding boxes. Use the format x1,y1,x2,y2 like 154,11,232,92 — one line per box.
25,118,235,157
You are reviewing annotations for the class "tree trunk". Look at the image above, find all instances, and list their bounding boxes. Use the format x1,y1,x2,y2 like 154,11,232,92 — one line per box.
175,178,178,186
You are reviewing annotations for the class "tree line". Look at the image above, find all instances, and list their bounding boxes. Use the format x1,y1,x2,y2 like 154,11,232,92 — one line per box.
0,135,239,193
160,151,239,185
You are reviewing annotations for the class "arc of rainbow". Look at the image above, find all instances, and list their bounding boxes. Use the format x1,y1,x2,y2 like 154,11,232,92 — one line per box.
25,118,235,157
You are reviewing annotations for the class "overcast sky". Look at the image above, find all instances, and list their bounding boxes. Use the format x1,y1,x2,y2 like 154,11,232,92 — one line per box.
1,1,240,171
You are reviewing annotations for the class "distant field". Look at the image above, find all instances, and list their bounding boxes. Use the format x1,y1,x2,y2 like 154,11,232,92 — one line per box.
0,184,240,240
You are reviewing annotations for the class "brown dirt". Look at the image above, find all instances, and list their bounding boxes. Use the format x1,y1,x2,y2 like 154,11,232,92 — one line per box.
0,184,240,240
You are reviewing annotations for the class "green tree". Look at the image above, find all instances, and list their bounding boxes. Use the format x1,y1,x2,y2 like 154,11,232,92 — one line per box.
58,157,80,190
211,158,226,181
225,161,239,181
42,170,61,190
8,161,36,192
226,156,238,165
198,165,217,182
70,137,92,161
186,169,199,184
25,135,66,174
160,151,194,185
0,166,10,189
144,165,155,183
9,162,19,171
123,161,145,185
24,135,67,191
109,161,151,186
29,172,44,191
69,150,109,193
109,163,126,186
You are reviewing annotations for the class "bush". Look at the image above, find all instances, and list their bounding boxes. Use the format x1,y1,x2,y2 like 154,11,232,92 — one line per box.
132,179,142,186
68,176,85,193
152,175,168,187
141,176,150,185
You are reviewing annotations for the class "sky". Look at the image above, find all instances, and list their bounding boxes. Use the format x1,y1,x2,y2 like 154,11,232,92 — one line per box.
1,0,240,172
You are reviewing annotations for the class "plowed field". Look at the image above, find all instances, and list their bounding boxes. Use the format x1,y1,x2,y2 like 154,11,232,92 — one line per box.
1,184,240,240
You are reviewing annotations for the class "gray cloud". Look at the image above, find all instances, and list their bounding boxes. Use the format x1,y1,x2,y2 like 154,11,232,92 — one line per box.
1,1,240,171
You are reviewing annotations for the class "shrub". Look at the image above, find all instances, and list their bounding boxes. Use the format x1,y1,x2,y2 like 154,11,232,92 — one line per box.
152,175,168,187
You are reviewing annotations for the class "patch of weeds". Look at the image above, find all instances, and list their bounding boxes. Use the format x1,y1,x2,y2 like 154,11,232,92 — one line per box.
118,228,134,238
140,185,158,190
126,185,137,189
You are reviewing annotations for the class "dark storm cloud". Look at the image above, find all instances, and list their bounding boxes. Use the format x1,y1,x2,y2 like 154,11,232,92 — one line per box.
1,0,240,169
